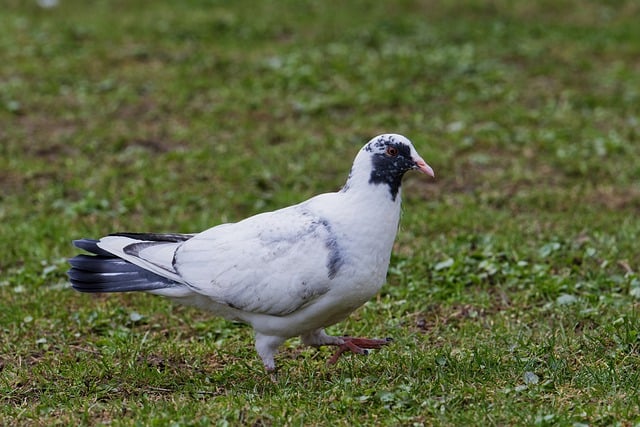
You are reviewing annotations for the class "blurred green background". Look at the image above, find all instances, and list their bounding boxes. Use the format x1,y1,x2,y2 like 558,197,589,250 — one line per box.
1,0,639,425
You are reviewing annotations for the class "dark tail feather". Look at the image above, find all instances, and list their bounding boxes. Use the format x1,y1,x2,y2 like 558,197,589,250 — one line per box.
68,239,181,293
72,239,113,256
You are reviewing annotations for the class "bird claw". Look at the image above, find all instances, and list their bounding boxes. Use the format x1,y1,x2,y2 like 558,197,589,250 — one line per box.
327,336,392,365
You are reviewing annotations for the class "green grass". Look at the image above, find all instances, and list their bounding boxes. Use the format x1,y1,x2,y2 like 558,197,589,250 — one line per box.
1,0,639,425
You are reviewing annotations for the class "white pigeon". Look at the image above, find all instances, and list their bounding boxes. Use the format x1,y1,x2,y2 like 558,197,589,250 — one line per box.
68,134,434,371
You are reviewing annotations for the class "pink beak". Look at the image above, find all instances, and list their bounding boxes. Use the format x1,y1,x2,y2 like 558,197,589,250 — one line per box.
414,158,435,178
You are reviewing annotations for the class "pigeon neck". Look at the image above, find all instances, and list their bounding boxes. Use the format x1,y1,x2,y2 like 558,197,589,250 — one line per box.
340,154,404,203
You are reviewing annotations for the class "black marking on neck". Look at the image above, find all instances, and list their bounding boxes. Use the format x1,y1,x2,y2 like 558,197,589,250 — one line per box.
368,143,414,201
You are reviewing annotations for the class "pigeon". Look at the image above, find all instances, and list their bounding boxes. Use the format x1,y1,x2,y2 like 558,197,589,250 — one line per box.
68,134,434,371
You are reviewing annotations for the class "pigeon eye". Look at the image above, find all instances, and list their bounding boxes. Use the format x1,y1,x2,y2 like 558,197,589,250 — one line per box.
386,146,399,157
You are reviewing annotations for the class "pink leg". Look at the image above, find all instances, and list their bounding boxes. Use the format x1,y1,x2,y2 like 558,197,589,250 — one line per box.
327,336,393,365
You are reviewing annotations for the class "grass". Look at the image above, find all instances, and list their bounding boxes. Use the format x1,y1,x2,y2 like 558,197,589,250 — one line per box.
1,0,639,425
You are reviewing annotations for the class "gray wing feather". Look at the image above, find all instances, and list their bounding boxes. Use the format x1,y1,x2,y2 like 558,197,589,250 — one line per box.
175,207,344,316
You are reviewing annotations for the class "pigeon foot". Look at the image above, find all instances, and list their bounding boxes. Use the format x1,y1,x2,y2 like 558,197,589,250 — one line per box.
327,336,393,365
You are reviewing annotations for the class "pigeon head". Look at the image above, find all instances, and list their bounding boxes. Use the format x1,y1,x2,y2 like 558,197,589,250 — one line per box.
343,134,434,201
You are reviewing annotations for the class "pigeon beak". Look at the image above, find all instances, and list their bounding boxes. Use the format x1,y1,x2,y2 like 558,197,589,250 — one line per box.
413,157,435,178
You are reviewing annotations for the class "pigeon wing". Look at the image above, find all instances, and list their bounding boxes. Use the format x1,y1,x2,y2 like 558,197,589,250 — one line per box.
174,206,345,316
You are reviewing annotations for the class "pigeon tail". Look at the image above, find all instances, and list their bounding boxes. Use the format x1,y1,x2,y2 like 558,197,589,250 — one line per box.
68,239,182,293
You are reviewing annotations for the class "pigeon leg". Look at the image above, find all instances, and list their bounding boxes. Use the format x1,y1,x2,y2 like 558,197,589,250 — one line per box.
255,333,286,372
301,329,392,365
327,336,393,365
301,328,344,347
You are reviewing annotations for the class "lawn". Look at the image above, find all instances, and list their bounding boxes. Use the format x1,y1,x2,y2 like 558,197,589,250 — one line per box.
1,0,639,425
